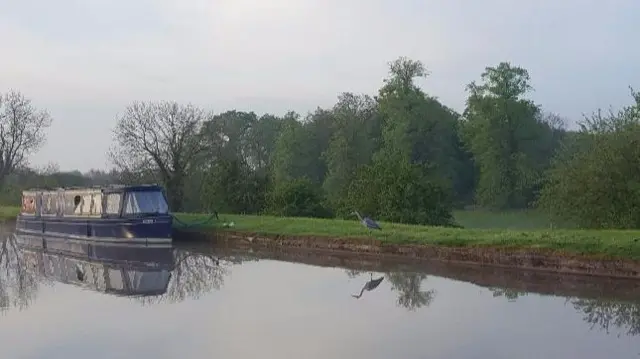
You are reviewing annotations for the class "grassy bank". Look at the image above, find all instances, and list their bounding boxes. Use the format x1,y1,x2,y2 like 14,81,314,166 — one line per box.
4,205,639,261
0,206,19,220
175,212,640,261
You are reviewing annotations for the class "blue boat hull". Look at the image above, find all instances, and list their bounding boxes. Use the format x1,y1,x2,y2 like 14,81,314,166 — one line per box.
15,215,173,245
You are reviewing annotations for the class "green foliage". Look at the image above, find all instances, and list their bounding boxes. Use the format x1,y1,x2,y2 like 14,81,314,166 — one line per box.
10,55,640,233
0,168,101,206
322,92,381,214
463,62,557,209
538,90,640,229
203,159,269,214
266,177,331,218
175,211,640,261
356,56,456,226
346,159,456,226
271,111,332,185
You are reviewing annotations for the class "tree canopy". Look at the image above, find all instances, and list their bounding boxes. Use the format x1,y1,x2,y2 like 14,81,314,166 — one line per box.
3,57,639,229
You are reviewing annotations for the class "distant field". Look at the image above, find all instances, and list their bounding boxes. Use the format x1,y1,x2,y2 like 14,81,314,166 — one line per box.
452,209,562,229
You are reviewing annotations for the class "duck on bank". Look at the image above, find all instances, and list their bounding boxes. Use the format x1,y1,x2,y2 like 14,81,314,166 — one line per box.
16,184,173,245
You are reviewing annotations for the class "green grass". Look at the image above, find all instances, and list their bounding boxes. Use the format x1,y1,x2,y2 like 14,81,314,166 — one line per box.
0,206,20,220
4,205,639,261
452,209,568,229
175,212,640,261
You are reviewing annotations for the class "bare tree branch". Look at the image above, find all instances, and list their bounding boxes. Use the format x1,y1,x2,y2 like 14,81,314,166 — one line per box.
109,101,208,210
0,91,52,186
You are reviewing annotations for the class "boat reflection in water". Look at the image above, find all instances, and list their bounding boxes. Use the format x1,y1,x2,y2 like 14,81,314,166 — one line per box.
14,233,175,297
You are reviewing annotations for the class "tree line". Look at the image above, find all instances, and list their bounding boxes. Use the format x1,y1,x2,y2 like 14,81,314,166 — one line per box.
2,56,640,229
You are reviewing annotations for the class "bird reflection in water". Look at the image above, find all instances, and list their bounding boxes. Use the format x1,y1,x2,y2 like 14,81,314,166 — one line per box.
352,273,384,299
75,264,85,282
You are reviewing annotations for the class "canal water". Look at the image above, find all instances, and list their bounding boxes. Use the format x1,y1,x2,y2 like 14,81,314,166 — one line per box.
0,233,639,359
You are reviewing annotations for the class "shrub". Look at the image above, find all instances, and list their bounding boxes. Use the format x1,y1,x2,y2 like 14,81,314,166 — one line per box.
266,177,332,218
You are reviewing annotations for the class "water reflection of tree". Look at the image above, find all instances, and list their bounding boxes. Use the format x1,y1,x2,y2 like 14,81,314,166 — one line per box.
345,269,436,311
488,287,528,302
345,269,362,279
136,248,255,306
0,236,42,313
569,298,640,337
387,272,436,311
489,285,640,337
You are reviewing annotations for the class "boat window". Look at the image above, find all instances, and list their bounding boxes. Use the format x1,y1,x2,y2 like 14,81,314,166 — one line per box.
106,268,125,290
41,193,57,216
105,193,121,214
21,195,36,214
71,195,84,215
81,195,92,214
124,190,169,215
126,270,171,292
91,194,103,215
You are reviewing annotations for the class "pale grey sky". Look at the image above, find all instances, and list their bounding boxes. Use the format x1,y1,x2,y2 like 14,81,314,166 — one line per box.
0,0,638,171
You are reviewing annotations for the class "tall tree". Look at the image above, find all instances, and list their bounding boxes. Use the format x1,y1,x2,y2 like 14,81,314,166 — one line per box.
197,110,259,212
0,91,52,187
110,101,207,211
463,62,547,209
200,110,257,165
244,114,284,172
346,57,456,226
270,110,332,185
538,89,640,228
323,92,380,214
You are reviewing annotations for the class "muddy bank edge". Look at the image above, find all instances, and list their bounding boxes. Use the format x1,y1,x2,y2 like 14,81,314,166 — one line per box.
175,229,640,279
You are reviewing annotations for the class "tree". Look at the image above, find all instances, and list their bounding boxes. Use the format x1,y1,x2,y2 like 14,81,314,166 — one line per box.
110,101,207,211
322,92,381,215
200,110,257,165
203,157,269,214
245,114,285,172
270,110,331,186
0,91,53,187
344,56,456,226
266,177,330,218
537,89,640,228
347,158,455,225
387,272,436,311
463,62,549,209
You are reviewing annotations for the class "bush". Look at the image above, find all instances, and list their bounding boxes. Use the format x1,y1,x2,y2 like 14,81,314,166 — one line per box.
203,159,269,214
266,177,332,218
537,91,640,229
346,158,457,226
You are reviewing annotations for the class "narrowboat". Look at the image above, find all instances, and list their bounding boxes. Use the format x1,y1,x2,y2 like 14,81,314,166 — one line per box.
16,184,173,244
15,233,174,297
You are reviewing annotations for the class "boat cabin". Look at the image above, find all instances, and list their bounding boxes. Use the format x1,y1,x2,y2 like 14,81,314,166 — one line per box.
19,184,170,219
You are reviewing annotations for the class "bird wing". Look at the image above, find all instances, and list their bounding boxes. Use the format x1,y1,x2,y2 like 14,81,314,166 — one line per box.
364,217,381,229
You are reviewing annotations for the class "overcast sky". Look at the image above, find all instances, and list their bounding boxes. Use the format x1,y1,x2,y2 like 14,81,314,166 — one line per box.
1,0,639,172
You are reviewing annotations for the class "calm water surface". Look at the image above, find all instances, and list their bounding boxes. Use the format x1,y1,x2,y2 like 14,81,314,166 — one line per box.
1,233,639,359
